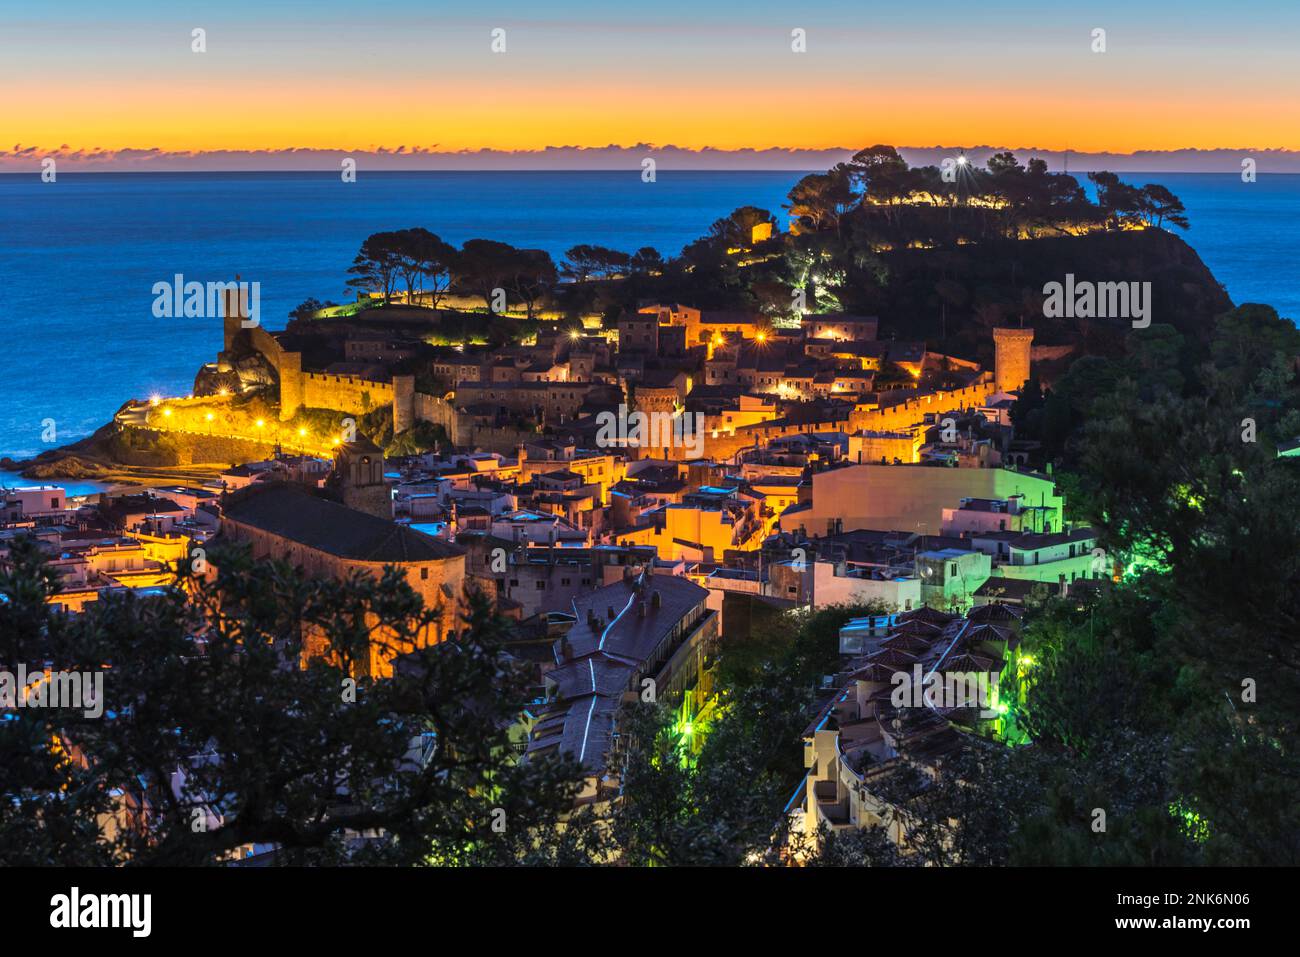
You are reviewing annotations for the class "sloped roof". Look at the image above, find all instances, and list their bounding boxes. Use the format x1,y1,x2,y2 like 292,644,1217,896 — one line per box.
527,573,710,772
897,605,961,626
967,601,1027,623
222,484,463,563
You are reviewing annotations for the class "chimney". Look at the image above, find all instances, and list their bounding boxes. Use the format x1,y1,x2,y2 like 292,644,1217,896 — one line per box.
638,601,648,618
651,590,662,609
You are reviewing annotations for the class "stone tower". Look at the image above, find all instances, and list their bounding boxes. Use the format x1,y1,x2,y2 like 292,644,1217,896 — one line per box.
333,435,391,519
992,327,1034,394
392,374,415,435
222,276,246,354
277,351,303,421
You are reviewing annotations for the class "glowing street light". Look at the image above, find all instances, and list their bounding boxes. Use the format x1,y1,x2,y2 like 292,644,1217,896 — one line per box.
255,419,265,429
161,407,173,418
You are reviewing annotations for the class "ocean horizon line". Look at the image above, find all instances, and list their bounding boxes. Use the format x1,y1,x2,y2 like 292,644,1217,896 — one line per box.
3,168,1297,177
7,145,1300,175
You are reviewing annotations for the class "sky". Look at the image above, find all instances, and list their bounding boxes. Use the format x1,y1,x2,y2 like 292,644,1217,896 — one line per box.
4,0,1299,169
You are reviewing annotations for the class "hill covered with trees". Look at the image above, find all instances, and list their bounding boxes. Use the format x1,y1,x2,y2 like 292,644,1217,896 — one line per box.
301,146,1231,375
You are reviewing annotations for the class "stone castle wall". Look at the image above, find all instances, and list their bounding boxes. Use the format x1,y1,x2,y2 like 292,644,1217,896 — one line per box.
412,391,464,440
700,414,853,462
116,424,280,467
848,378,996,433
300,372,395,418
412,391,536,453
228,323,305,420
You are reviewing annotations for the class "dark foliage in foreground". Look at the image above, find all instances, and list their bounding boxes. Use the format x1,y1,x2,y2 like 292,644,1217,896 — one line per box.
0,544,604,865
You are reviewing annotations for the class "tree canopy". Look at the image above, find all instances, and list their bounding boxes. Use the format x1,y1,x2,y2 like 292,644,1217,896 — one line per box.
0,541,602,865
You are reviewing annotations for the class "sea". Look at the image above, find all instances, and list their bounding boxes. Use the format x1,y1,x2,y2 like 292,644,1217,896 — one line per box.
0,170,1297,462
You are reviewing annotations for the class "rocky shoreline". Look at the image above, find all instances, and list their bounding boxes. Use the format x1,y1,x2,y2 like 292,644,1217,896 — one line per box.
1,424,227,488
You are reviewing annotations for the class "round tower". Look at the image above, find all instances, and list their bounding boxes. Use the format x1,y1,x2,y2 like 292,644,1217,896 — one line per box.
392,374,415,435
992,327,1034,394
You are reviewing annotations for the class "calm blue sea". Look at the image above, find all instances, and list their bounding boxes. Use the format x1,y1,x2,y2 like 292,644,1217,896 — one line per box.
0,170,1296,459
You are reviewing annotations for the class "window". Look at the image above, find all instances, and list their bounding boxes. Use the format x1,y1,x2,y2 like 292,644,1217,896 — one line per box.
561,577,571,586
536,581,546,590
420,568,429,580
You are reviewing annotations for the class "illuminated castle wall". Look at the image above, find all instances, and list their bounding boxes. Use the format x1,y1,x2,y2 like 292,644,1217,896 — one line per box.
220,283,412,424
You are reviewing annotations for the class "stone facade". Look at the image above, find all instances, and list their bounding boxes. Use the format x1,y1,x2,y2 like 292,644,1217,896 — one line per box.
216,484,466,679
992,327,1035,394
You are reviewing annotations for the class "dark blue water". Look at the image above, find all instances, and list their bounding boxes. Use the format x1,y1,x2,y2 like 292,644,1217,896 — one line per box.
0,470,115,497
0,170,1295,458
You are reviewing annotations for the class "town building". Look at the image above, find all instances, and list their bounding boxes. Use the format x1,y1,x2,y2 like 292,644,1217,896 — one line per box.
214,483,466,678
525,572,719,804
788,603,1026,857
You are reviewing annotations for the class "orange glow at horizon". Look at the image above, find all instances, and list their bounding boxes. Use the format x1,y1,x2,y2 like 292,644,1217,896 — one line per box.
7,73,1299,155
6,3,1299,162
